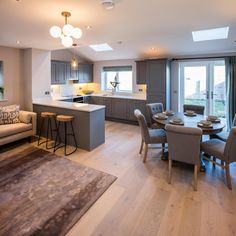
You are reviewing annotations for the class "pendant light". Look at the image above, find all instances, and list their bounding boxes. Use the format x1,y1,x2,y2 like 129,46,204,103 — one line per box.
71,44,78,70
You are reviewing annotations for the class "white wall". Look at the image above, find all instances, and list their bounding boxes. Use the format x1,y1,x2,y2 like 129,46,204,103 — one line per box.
0,46,24,108
31,49,51,99
22,48,51,110
51,49,85,63
93,59,146,94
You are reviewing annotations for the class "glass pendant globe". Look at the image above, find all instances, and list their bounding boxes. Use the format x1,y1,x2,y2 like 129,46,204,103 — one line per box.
73,27,83,39
62,24,74,36
61,36,73,47
49,26,61,38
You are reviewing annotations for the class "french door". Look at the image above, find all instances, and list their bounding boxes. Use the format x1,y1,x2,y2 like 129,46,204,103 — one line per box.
179,59,226,117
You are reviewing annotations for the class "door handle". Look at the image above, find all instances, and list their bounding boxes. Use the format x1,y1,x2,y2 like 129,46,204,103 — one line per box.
203,91,209,99
211,91,217,99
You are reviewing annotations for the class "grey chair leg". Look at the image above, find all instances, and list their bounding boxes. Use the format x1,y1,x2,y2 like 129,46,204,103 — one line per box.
139,139,144,154
168,159,172,184
221,160,224,169
194,164,198,191
213,157,216,168
161,143,165,157
143,144,148,163
225,163,232,190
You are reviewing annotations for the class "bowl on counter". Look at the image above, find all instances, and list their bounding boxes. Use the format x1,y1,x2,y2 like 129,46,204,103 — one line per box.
82,90,94,95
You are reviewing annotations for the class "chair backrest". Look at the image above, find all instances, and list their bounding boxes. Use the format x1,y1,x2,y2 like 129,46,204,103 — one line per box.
146,103,164,124
134,109,150,143
183,104,205,115
224,127,236,163
166,124,202,165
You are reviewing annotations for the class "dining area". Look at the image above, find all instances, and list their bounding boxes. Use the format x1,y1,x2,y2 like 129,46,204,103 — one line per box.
134,103,236,191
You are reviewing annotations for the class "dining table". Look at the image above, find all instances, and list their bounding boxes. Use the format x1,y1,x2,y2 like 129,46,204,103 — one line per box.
152,111,226,171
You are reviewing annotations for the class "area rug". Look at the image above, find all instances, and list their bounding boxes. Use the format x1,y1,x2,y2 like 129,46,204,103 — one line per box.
0,144,117,236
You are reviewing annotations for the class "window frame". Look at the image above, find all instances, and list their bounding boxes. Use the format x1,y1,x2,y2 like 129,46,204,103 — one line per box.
102,66,133,93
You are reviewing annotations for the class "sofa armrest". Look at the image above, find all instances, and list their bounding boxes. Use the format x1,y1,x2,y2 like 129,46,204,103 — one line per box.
19,110,37,135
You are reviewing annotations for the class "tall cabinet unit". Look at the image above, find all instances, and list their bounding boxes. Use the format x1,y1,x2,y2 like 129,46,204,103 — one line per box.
136,59,170,110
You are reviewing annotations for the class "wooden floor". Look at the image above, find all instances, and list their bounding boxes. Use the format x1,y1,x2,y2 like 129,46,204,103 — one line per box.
32,121,236,236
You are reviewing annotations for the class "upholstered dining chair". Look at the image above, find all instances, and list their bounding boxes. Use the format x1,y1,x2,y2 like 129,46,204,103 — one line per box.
183,104,205,115
134,109,167,163
146,103,164,128
166,124,202,191
211,114,236,142
201,127,236,190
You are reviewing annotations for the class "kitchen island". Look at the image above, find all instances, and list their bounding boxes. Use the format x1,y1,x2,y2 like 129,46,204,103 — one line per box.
33,98,105,151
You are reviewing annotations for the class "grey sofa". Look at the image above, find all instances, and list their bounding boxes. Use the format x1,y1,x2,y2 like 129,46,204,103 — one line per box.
0,110,37,146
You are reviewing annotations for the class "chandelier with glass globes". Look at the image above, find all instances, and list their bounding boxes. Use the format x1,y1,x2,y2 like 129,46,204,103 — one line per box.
50,11,82,47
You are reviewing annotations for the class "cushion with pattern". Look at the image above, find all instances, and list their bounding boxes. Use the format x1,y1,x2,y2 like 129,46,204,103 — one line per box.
0,105,20,125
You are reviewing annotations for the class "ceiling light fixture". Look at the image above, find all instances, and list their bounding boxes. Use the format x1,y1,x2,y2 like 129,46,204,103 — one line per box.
101,0,115,9
50,11,82,48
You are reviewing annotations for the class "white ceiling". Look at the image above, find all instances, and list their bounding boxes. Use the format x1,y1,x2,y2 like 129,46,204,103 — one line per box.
0,0,236,61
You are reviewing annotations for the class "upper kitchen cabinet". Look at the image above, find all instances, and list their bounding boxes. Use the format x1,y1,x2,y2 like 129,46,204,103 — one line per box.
146,59,170,110
78,64,93,83
51,60,67,85
136,60,147,84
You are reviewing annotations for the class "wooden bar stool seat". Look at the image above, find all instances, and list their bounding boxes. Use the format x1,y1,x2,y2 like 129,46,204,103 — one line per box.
41,112,56,118
56,115,74,122
54,115,78,156
38,112,57,149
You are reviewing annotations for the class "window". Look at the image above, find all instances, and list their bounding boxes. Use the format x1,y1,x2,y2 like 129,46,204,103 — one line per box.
102,66,133,92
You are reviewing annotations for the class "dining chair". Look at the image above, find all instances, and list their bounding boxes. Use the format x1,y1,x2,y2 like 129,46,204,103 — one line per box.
211,114,236,142
183,104,205,115
201,127,236,190
166,124,202,191
134,109,167,163
146,103,164,129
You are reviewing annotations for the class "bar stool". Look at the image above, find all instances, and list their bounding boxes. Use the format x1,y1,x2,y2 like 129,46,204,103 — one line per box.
38,112,57,149
54,115,78,156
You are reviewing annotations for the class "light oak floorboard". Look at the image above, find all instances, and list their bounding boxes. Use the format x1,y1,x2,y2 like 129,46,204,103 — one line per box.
31,121,236,236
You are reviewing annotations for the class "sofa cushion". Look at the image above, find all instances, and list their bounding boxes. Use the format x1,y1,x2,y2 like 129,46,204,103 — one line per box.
19,111,32,124
0,123,32,138
0,105,20,125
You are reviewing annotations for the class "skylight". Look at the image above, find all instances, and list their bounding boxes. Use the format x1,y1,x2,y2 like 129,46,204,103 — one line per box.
89,43,113,52
192,27,229,42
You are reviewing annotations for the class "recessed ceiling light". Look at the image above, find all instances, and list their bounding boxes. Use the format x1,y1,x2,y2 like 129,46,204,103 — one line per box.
101,0,114,9
192,27,229,42
86,26,92,30
16,40,20,44
89,43,113,52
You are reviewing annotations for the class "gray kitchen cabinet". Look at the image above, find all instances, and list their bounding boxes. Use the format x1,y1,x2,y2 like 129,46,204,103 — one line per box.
136,60,147,84
51,61,57,85
146,59,170,110
103,98,112,117
90,96,112,117
126,99,147,121
110,98,127,120
78,64,93,83
89,96,146,123
51,60,67,85
65,63,78,80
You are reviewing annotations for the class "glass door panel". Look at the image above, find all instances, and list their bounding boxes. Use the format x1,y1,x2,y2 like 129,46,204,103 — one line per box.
212,65,226,118
184,66,207,114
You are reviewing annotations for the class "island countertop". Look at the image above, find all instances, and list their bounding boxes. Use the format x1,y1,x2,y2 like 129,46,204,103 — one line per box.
33,98,105,112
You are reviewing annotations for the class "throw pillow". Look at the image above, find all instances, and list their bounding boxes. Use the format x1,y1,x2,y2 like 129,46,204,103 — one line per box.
19,111,32,124
0,105,20,124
